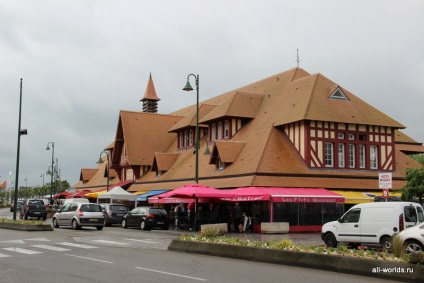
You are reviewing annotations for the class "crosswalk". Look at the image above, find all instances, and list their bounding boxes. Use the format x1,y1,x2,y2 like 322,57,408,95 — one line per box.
0,238,98,258
0,236,167,258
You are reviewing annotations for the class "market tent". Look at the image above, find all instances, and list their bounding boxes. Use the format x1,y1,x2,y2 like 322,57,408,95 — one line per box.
97,186,137,205
85,190,107,198
66,190,92,199
53,191,72,199
156,184,226,199
137,190,169,202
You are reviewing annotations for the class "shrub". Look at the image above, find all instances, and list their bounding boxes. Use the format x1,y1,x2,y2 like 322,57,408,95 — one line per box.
271,239,294,250
391,233,404,258
200,226,220,237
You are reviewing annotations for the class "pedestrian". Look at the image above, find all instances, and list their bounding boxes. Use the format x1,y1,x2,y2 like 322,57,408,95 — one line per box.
233,202,243,232
174,202,186,230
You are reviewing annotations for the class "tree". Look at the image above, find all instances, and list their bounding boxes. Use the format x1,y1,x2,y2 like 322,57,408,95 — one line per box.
402,167,424,205
410,154,424,166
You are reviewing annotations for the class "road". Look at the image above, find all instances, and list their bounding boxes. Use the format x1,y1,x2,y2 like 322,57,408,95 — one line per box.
0,208,397,283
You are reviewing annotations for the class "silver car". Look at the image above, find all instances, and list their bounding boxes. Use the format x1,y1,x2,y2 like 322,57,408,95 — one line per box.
52,202,104,230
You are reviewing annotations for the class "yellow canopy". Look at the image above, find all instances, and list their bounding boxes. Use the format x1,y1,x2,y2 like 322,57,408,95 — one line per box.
133,190,148,195
332,190,402,204
85,190,107,198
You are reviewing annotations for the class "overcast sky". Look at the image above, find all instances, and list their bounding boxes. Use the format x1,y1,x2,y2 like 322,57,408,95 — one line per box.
1,0,423,189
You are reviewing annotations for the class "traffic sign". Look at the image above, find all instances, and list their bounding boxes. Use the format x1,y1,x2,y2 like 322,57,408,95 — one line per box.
382,188,389,199
379,173,392,189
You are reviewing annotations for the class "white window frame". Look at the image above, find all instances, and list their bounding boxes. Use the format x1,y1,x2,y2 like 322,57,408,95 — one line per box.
179,132,183,148
338,143,345,168
324,142,334,167
184,131,188,147
349,144,355,168
359,145,366,168
370,145,378,169
211,124,216,141
189,129,194,146
224,120,229,138
217,122,223,140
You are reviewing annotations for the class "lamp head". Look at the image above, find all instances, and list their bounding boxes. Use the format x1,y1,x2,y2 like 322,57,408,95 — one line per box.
97,157,104,164
203,144,211,154
183,81,193,91
46,145,50,150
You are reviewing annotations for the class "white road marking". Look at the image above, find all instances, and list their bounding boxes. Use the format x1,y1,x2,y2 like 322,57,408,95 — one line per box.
0,253,11,258
135,267,207,281
65,254,113,264
57,242,98,249
25,238,50,242
31,244,71,252
0,240,25,244
3,247,43,255
92,240,129,246
126,238,160,244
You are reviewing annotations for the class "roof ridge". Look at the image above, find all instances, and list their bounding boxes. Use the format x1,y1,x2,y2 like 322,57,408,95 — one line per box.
120,109,184,118
302,73,320,120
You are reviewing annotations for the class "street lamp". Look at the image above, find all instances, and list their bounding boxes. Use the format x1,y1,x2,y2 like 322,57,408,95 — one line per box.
183,74,200,184
46,142,54,203
13,78,27,220
40,173,44,187
97,150,110,192
24,178,27,189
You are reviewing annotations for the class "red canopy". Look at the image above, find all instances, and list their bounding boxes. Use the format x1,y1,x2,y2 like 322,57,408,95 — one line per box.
53,191,72,199
66,190,92,199
156,184,225,199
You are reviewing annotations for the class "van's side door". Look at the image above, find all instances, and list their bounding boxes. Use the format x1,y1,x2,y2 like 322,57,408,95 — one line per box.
336,208,361,243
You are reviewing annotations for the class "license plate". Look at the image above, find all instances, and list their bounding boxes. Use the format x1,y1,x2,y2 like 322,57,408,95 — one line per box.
116,214,124,216
157,222,164,224
34,212,40,214
89,219,98,222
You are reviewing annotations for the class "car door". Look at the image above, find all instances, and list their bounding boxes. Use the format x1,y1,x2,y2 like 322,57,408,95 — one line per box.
56,204,70,225
127,208,140,227
335,208,361,243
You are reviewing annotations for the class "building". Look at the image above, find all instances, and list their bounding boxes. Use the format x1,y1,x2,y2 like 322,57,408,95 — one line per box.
73,68,424,231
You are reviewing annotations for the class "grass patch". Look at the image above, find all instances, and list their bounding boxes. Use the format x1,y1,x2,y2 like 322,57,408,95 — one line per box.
0,217,44,225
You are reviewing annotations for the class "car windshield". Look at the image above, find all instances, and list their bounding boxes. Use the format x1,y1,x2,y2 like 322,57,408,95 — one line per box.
110,206,128,211
28,200,44,205
81,204,102,212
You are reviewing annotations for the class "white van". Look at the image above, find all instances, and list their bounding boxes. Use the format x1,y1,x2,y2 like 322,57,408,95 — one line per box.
321,202,424,249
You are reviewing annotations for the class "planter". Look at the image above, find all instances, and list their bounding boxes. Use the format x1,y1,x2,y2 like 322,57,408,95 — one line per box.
169,240,424,282
0,222,53,231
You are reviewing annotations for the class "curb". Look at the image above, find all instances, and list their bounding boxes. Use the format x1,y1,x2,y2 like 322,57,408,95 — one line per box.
168,240,424,282
0,222,54,231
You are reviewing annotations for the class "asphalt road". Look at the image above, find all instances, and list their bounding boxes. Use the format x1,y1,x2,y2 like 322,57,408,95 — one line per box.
0,208,397,283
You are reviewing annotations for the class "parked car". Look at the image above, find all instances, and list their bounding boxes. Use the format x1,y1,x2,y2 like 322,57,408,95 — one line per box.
10,200,23,212
100,203,129,226
52,202,104,230
121,206,170,230
397,223,424,253
321,202,424,249
20,199,47,220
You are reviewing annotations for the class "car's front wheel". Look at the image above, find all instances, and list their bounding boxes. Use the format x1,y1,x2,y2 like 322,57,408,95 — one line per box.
324,233,337,247
404,240,424,254
52,218,59,228
121,219,127,229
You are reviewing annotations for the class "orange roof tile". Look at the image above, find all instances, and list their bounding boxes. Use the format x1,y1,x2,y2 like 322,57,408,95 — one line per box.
211,141,245,163
168,104,216,132
152,153,180,171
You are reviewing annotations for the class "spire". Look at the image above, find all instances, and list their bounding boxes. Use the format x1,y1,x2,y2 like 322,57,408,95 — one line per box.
141,73,160,113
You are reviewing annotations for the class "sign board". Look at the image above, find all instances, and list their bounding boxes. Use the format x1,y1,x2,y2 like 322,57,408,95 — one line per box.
382,188,389,199
379,173,392,189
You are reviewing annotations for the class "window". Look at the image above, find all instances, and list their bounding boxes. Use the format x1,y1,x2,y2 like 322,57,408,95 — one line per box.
324,143,334,167
349,144,355,168
341,209,361,223
184,131,188,147
330,88,349,100
359,145,365,168
211,124,216,141
217,158,224,170
404,206,417,222
338,133,345,139
348,134,355,140
359,134,366,141
338,143,345,167
179,132,183,148
370,145,378,169
224,120,229,138
218,122,223,140
189,130,194,146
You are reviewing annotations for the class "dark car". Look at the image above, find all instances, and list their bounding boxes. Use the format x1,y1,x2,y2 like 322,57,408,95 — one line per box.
10,200,23,212
100,203,129,226
121,206,169,230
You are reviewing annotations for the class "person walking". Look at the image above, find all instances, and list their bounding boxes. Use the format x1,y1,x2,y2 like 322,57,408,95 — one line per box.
233,202,243,232
174,202,186,230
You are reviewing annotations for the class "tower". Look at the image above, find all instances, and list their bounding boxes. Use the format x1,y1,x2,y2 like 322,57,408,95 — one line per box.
140,73,160,113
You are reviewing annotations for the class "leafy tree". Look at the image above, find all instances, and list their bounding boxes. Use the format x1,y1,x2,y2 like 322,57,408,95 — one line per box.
410,154,424,166
402,167,424,205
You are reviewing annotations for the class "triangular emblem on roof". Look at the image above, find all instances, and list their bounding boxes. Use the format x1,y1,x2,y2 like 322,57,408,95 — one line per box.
329,87,349,100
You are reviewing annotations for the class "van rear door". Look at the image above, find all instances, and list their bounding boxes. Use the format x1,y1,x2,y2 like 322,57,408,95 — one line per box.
404,204,419,229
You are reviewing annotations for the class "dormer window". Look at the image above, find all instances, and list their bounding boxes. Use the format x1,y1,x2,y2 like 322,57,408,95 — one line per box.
330,88,349,100
189,130,194,146
216,156,224,170
179,132,183,148
218,122,223,140
211,124,217,141
224,120,230,138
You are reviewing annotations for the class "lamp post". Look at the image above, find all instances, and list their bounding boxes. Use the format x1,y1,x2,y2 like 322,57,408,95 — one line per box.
24,178,27,189
40,173,44,187
97,150,110,192
46,142,54,203
183,74,200,184
13,78,28,220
